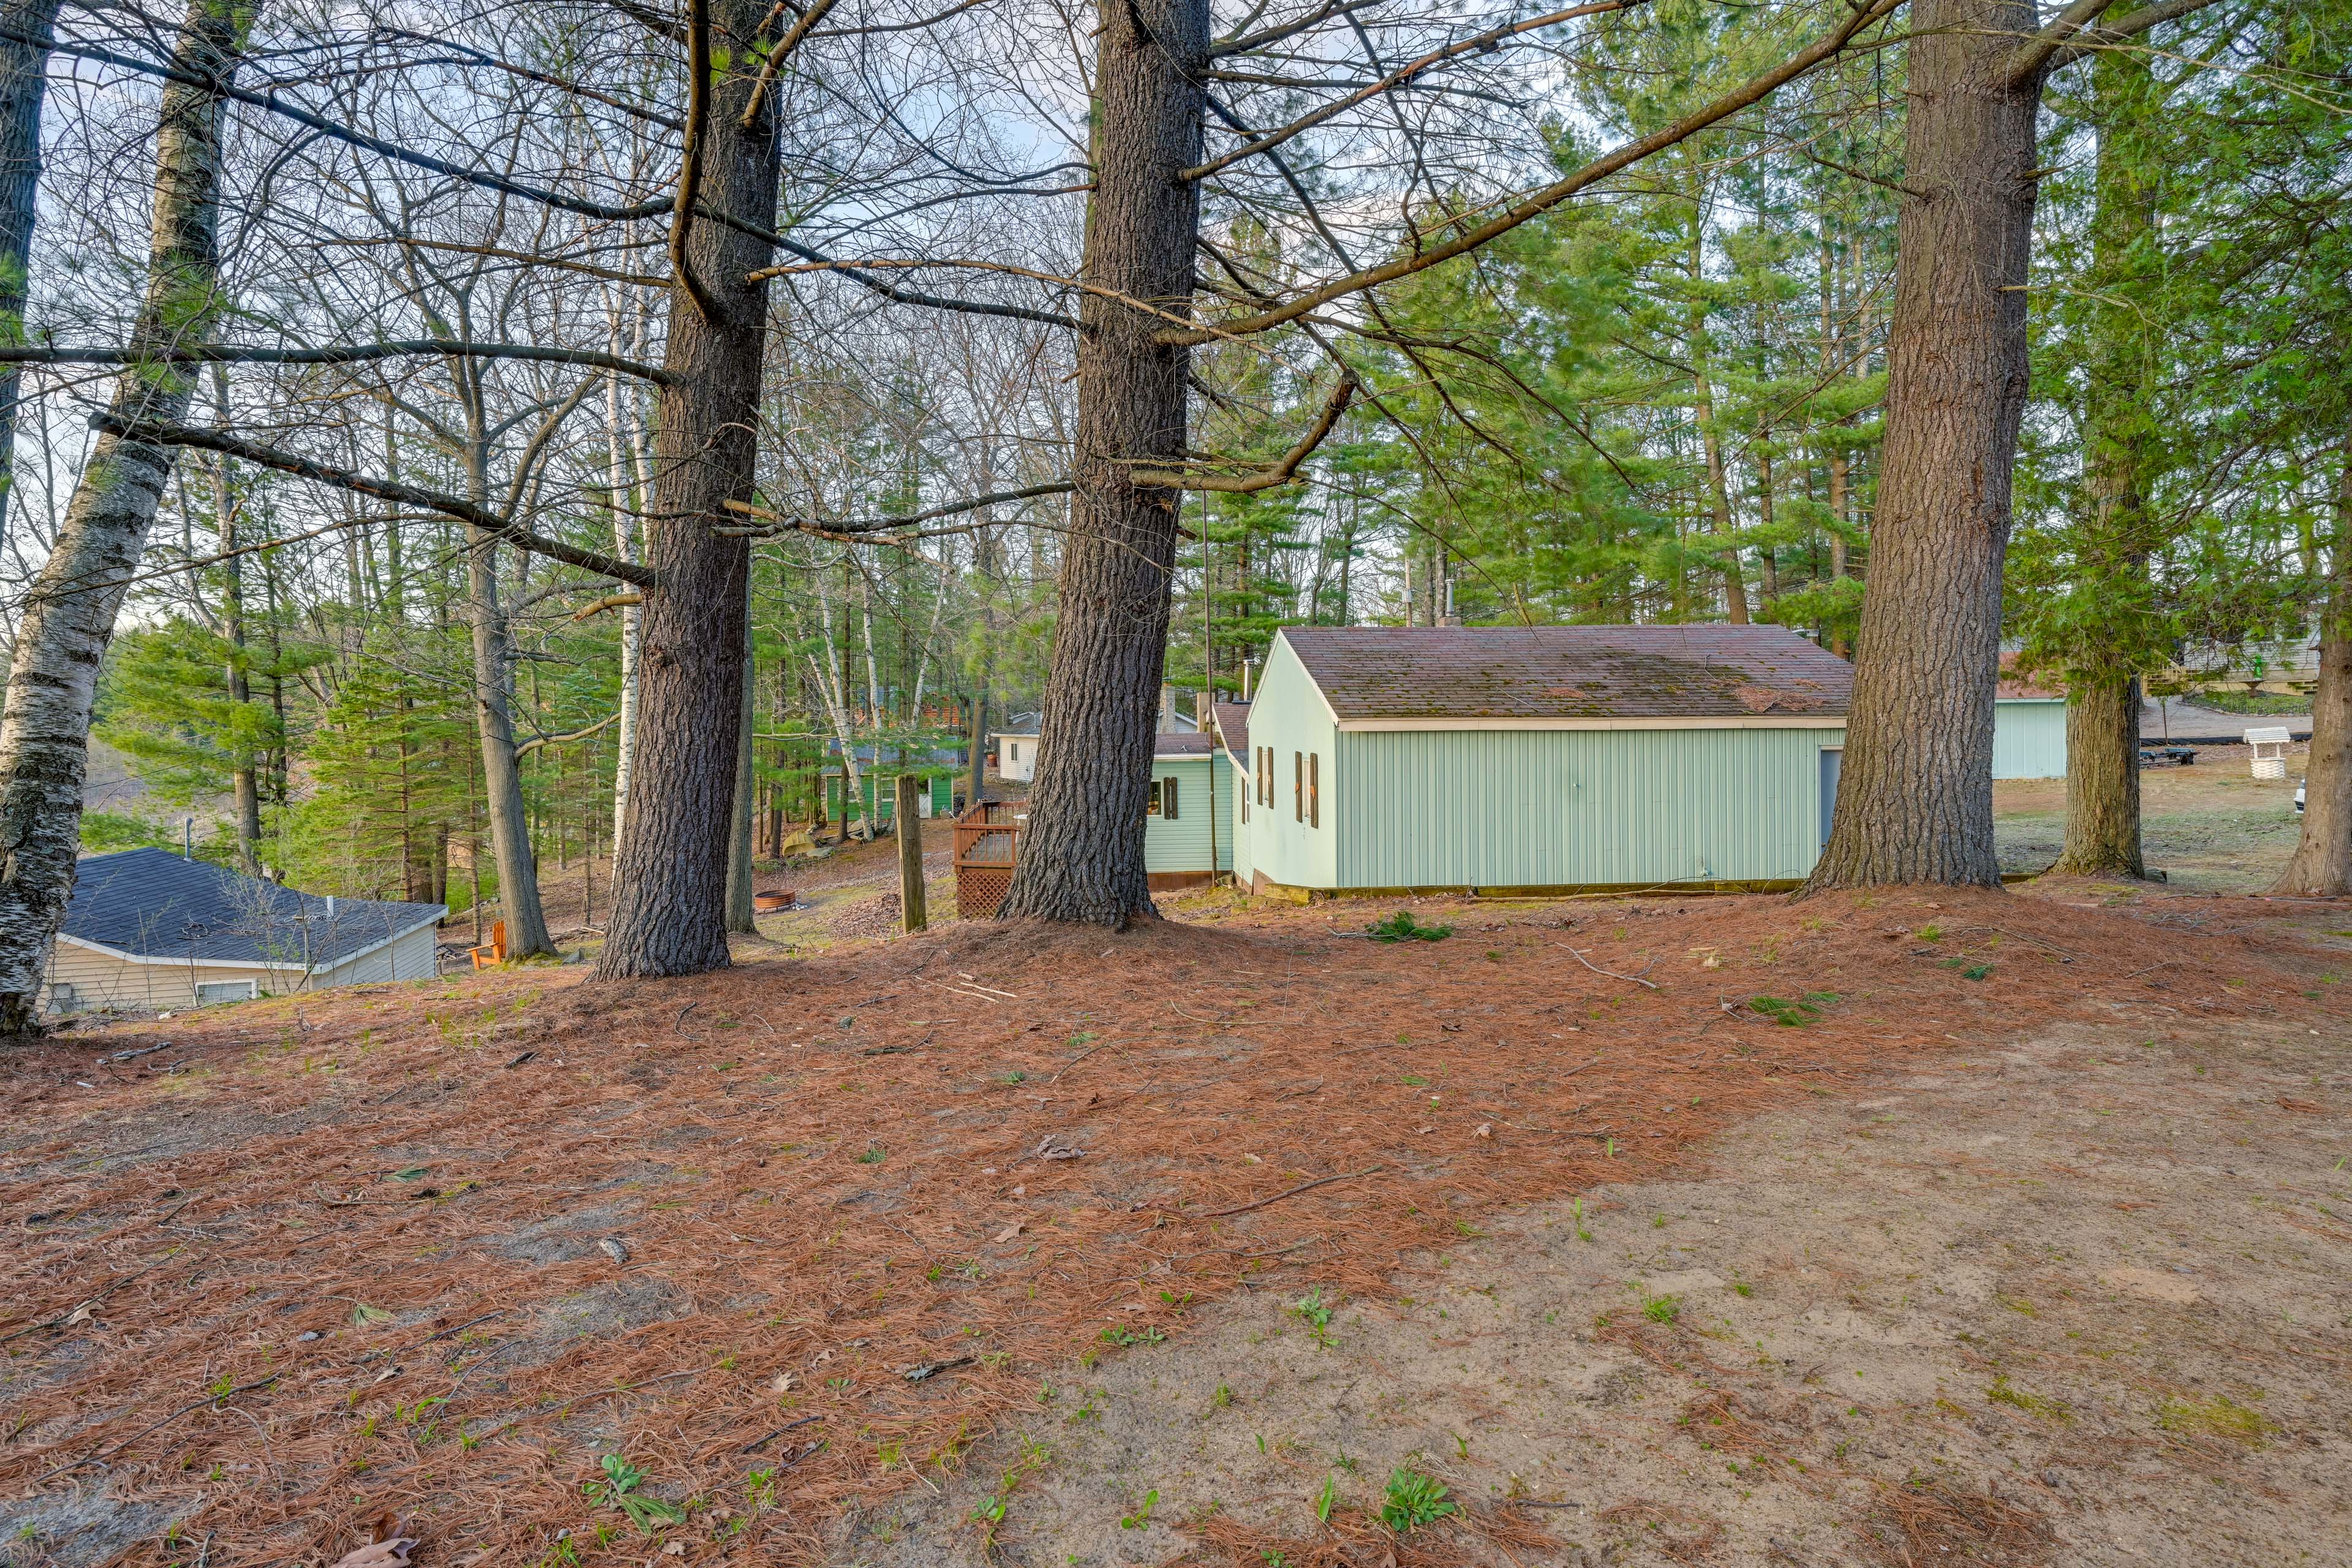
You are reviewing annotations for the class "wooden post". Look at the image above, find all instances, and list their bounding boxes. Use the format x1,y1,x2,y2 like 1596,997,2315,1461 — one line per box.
895,773,927,933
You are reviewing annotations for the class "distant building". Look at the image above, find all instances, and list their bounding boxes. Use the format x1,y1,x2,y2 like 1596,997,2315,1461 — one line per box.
47,848,445,1015
1993,665,2067,780
994,710,1042,783
1140,731,1231,889
1216,625,1856,897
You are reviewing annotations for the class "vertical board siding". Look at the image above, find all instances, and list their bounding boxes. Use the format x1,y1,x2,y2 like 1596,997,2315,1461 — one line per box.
1144,758,1232,873
1333,726,1844,889
1992,699,2067,780
1240,637,1340,888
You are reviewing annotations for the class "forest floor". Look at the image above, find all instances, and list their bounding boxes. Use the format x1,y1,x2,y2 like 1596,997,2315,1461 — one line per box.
1,873,2347,1568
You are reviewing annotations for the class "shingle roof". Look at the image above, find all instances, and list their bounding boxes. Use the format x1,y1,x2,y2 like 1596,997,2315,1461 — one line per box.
1212,702,1250,763
1153,732,1213,758
1279,625,1853,721
64,848,445,967
1996,656,2064,701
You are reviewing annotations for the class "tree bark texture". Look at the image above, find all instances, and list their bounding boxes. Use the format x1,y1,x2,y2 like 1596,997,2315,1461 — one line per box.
1804,0,2039,892
895,772,927,933
997,0,1205,925
2060,676,2144,875
594,0,777,978
0,0,239,1035
2273,436,2352,895
464,522,554,956
2054,47,2157,878
0,0,56,540
725,590,756,935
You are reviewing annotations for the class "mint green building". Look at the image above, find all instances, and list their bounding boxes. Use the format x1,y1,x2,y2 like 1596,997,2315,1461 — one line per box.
1210,626,1856,897
1142,734,1231,888
1991,698,2067,780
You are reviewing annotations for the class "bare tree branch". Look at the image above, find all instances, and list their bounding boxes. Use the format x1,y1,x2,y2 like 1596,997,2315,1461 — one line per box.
1185,0,1644,183
715,481,1076,537
92,415,658,587
1130,376,1356,491
2033,0,2231,76
0,341,676,381
1161,0,1907,346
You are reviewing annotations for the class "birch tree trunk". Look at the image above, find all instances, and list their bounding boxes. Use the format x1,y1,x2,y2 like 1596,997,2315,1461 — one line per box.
595,0,779,976
0,0,241,1035
998,0,1205,925
0,0,57,540
1803,0,2040,891
605,347,645,861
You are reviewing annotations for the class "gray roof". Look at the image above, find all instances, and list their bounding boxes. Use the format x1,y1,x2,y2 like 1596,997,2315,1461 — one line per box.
1213,701,1250,763
1279,625,1853,721
64,848,445,967
1153,732,1212,758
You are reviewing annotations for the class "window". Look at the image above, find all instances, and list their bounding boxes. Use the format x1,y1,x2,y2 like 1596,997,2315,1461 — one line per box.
196,979,257,1007
1308,752,1319,827
1294,750,1303,823
1146,780,1163,817
1006,742,1020,763
1164,775,1180,820
1256,746,1270,806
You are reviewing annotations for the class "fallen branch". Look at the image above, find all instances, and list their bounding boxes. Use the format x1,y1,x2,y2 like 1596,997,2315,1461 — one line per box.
1567,946,1659,989
0,1259,167,1346
35,1374,281,1480
1193,1165,1383,1220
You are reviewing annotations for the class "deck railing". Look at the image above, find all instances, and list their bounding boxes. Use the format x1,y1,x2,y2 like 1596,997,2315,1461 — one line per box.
951,799,1026,918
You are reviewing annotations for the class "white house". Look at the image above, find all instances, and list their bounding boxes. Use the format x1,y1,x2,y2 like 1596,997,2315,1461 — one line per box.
47,848,446,1015
994,710,1042,783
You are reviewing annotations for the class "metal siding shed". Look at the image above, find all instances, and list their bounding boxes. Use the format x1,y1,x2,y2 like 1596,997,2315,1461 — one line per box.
1992,699,2067,780
1253,625,1852,894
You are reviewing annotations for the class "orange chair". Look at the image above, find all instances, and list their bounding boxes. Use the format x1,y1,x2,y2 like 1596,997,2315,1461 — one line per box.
469,920,508,970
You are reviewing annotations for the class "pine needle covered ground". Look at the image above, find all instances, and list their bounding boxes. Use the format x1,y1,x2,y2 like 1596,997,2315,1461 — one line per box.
1,882,2345,1566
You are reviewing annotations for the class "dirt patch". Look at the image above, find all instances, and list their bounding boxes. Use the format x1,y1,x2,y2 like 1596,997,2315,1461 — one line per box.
0,884,2344,1566
851,1014,2350,1567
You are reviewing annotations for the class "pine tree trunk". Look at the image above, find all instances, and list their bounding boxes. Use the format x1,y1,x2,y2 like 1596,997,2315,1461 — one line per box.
594,0,777,978
2054,47,2157,878
2060,676,2145,875
2272,437,2352,895
0,0,57,540
0,0,240,1036
1804,0,2039,892
725,590,755,935
999,0,1205,925
1688,225,1749,625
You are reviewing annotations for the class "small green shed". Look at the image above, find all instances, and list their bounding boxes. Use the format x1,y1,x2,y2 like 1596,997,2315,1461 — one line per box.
1217,625,1856,897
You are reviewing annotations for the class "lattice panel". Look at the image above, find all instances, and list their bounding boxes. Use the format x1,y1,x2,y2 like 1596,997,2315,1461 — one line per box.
957,866,1012,920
